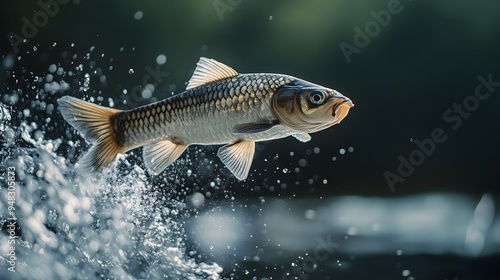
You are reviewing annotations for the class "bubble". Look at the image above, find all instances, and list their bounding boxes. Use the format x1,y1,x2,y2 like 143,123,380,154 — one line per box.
347,227,357,236
269,15,273,20
322,179,328,184
339,148,346,155
396,249,403,256
332,156,337,161
1,53,14,69
190,192,205,209
348,146,354,153
145,84,155,92
304,209,316,219
48,64,57,73
402,270,410,277
313,147,320,154
298,159,307,167
141,89,152,99
168,84,176,92
156,54,167,65
134,11,143,20
128,69,134,74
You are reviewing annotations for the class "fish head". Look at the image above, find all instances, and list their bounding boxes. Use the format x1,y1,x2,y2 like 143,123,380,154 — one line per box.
272,79,354,133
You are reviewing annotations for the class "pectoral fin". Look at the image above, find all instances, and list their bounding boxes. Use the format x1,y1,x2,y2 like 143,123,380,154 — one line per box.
143,139,187,175
233,121,278,135
217,140,255,180
292,133,311,142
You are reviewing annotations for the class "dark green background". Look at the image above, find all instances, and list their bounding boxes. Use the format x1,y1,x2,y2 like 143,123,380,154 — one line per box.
2,0,498,196
1,1,499,279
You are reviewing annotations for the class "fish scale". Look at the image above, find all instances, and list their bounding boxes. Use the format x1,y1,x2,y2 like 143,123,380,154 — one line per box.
58,57,353,180
112,73,292,148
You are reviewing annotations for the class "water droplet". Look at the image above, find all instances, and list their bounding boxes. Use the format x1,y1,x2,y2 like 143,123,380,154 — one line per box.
141,89,152,99
156,54,167,65
304,209,316,219
134,11,143,20
190,192,205,209
347,227,357,236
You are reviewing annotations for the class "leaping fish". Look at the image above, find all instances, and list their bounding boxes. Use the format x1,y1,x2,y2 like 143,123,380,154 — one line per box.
58,57,353,180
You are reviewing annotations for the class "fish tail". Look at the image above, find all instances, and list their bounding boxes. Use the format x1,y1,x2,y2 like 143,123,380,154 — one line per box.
57,96,125,171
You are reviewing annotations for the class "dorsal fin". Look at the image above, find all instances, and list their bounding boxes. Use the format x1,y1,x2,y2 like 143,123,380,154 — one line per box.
186,57,238,90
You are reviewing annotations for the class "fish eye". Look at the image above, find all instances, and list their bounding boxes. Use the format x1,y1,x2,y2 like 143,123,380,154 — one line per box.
309,90,326,105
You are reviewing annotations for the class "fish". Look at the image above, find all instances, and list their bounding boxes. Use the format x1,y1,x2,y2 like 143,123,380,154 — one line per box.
58,57,353,180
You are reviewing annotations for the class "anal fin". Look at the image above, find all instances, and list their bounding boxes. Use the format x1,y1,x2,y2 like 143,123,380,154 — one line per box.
143,139,187,175
217,140,255,180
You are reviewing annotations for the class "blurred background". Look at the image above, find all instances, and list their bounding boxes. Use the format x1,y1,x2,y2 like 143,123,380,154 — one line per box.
1,0,499,279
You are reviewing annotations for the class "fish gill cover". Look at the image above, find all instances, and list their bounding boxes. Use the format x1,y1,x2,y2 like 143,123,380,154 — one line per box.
0,47,224,279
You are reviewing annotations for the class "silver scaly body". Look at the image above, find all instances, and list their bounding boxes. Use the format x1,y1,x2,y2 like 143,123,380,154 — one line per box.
58,57,353,180
114,73,295,147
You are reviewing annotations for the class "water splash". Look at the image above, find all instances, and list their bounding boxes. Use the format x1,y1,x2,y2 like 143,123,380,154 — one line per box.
0,49,223,279
0,116,223,279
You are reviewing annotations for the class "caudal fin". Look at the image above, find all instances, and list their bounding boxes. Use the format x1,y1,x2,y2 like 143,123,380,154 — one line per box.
58,96,124,171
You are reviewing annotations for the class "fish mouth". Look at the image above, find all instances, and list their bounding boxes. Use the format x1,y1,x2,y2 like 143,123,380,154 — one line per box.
331,99,354,123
